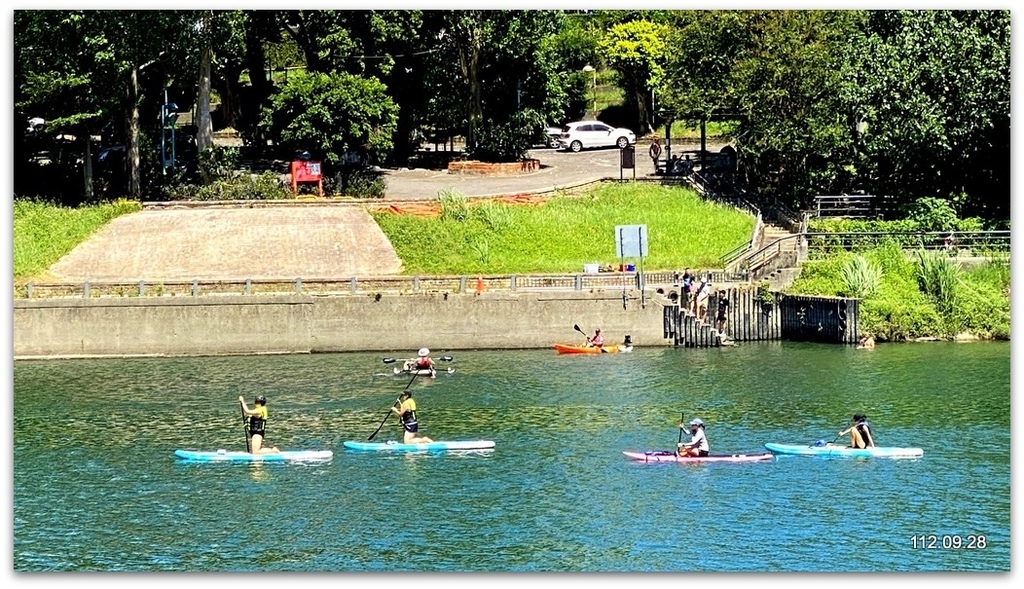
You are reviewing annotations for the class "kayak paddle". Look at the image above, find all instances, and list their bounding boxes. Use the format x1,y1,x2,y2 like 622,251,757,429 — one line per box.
813,431,844,448
383,355,454,363
573,323,591,344
367,396,402,441
677,412,685,452
240,400,251,453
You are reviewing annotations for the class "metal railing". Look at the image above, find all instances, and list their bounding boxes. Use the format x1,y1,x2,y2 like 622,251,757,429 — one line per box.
804,230,1010,257
14,268,761,301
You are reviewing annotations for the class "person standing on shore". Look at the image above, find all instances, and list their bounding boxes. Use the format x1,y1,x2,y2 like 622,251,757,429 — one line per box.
715,289,730,338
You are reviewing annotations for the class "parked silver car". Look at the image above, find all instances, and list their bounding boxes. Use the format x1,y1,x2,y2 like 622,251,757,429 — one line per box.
543,126,563,149
557,120,636,152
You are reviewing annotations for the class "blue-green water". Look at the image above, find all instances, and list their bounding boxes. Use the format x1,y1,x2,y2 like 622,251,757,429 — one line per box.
12,342,1010,572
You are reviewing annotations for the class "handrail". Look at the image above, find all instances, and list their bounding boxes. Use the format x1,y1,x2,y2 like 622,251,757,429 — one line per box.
803,230,1011,253
13,269,752,301
731,229,1010,280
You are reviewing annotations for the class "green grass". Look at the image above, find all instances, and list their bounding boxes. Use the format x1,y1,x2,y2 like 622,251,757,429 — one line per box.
371,183,754,274
665,120,740,140
13,198,142,282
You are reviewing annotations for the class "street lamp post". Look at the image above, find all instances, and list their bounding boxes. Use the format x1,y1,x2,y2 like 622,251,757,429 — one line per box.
161,89,179,176
582,65,596,116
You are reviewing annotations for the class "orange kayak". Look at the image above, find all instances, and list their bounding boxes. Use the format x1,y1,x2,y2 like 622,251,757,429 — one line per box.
553,344,630,354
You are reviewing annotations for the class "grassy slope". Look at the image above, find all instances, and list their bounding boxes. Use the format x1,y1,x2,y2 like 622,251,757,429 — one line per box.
13,198,142,282
371,183,754,275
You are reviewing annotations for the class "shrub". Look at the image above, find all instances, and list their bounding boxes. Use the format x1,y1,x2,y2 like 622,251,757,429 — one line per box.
327,167,386,198
167,172,291,201
469,109,545,162
197,146,242,184
906,197,958,232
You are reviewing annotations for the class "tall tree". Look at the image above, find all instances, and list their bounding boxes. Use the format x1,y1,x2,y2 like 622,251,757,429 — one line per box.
598,18,671,134
853,10,1010,220
15,10,184,201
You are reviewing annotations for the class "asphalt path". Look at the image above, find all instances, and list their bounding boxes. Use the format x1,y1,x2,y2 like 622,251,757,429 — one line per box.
379,145,660,201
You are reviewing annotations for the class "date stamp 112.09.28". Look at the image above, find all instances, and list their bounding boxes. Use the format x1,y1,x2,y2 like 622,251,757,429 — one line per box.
910,535,987,549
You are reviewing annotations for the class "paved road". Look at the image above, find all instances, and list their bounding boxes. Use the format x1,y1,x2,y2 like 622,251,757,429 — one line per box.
379,145,658,200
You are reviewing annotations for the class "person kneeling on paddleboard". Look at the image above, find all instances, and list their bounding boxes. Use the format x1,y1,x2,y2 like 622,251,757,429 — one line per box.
677,418,710,457
838,414,875,448
391,390,434,444
239,395,280,454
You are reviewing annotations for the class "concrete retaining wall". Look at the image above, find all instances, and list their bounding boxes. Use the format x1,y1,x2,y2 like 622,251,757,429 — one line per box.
13,291,669,359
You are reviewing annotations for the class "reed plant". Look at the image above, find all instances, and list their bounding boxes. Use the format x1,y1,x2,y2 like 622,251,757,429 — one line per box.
13,198,141,281
839,254,882,299
915,249,961,313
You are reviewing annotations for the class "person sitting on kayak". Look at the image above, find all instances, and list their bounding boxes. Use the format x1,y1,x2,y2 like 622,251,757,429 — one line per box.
403,348,436,372
677,418,710,457
391,390,434,444
586,328,604,349
838,414,875,448
620,334,633,352
238,395,280,454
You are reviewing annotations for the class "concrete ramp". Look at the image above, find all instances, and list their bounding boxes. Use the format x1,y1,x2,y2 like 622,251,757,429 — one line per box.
47,207,403,282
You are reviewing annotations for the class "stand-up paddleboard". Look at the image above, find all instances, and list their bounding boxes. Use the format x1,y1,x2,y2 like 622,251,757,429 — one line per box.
623,450,773,463
764,442,923,458
174,449,333,462
343,440,494,452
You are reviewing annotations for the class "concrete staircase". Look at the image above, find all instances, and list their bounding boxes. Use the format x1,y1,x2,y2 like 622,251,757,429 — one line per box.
752,222,804,290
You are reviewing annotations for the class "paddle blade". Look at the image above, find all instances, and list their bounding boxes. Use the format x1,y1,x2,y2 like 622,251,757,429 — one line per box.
382,358,397,364
439,356,454,362
573,324,584,334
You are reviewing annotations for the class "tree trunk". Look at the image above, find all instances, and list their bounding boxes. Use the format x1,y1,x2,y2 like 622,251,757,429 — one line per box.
82,132,94,202
196,31,214,155
127,66,141,199
243,11,272,145
453,14,483,151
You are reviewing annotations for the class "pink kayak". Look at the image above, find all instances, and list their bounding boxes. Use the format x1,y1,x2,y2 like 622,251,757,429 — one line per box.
623,450,774,463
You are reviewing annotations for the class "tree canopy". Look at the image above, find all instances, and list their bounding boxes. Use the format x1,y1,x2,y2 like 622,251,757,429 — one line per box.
13,9,1009,223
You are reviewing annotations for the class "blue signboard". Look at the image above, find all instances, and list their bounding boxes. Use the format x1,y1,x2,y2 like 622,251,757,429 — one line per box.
615,224,648,258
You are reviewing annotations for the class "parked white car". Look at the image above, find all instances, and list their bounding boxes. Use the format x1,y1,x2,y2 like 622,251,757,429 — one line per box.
557,120,636,152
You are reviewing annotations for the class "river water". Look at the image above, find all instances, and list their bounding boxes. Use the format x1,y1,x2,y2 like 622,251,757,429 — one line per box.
11,341,1010,573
